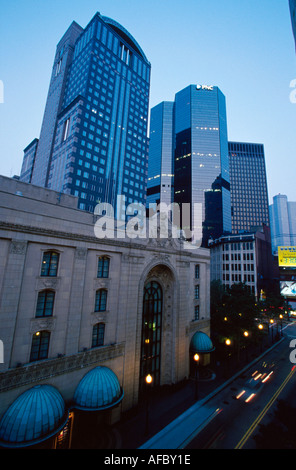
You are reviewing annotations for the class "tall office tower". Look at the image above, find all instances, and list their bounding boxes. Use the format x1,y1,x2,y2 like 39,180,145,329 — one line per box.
147,84,231,246
228,142,270,234
147,102,174,208
20,13,151,217
269,194,296,253
290,0,296,50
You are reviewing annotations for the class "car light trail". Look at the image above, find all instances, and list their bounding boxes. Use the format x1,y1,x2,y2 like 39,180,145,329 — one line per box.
254,373,262,381
262,371,273,383
245,393,256,403
235,366,296,449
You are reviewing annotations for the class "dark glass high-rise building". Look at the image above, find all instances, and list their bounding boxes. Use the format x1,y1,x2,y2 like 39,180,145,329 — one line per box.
20,13,151,217
147,84,231,246
228,142,270,233
290,0,296,50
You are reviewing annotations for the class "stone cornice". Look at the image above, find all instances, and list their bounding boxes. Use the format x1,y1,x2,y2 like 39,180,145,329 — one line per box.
0,221,209,260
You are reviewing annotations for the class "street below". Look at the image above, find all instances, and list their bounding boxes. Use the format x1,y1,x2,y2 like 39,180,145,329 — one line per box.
184,321,296,449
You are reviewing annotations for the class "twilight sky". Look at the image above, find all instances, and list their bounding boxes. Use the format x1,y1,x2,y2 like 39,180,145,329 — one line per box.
0,0,295,203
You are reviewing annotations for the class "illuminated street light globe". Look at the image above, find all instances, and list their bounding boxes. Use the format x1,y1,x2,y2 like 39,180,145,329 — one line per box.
193,353,200,362
145,374,153,385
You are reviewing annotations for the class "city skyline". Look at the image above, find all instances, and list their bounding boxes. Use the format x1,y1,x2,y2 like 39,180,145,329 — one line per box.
0,0,296,203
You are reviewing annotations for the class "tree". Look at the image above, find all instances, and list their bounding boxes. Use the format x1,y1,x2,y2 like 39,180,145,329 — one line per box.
211,281,261,360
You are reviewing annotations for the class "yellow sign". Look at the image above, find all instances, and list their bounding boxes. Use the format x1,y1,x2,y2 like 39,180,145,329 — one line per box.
278,246,296,267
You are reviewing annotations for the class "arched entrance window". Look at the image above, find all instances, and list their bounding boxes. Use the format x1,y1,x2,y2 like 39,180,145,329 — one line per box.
139,281,163,394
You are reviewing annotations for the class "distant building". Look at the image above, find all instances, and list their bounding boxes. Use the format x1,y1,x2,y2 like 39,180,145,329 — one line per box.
269,194,296,254
228,142,270,234
19,138,39,184
147,84,231,246
19,13,151,218
0,175,211,449
210,225,277,299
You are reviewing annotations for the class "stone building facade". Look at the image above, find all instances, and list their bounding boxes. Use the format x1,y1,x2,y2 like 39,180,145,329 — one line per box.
0,175,211,447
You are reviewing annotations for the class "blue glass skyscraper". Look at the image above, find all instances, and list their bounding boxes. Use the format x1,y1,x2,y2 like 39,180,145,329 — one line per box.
20,13,151,217
270,194,296,253
147,102,174,207
147,84,231,246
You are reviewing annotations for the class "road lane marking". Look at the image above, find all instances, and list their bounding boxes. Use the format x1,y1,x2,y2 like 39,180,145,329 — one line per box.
235,366,296,449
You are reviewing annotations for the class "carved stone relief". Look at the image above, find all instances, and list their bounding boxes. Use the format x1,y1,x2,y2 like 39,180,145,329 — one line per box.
30,316,56,333
9,240,27,255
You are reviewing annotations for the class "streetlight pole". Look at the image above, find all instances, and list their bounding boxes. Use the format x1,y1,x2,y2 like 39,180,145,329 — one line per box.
225,338,231,377
279,314,283,336
270,319,274,343
193,353,200,401
258,323,263,352
243,331,249,362
145,374,153,436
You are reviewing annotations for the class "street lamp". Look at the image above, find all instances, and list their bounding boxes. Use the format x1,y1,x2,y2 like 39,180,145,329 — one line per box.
243,331,249,361
270,319,274,343
279,314,283,336
146,373,153,385
224,339,232,377
258,323,264,352
193,353,200,400
145,374,153,435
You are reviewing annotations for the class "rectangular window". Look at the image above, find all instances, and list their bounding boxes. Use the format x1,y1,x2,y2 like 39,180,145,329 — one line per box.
30,331,50,362
195,264,200,279
95,289,107,312
41,252,59,277
36,291,55,317
195,285,199,300
63,118,70,141
92,323,105,348
97,256,110,278
194,305,199,321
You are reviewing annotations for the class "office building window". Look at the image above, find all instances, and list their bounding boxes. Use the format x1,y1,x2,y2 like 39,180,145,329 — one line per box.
30,331,50,362
92,323,105,348
36,290,55,317
194,305,199,321
41,251,59,277
195,264,200,279
195,285,199,300
97,256,110,278
95,289,107,312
